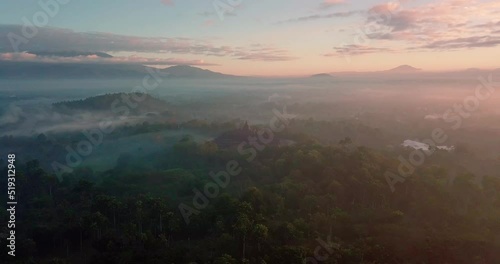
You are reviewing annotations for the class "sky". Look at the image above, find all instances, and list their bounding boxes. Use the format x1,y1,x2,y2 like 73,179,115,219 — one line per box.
0,0,499,76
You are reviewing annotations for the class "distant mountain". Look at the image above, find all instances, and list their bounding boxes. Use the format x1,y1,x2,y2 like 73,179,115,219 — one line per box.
463,68,483,72
0,62,233,79
451,68,500,74
310,73,333,78
0,61,149,79
160,65,234,78
385,65,422,73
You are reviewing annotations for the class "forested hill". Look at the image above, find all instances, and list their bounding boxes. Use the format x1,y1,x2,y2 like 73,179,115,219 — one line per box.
53,93,171,114
1,137,499,263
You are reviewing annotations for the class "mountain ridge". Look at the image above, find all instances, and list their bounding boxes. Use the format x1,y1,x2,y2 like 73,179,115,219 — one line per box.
310,73,333,78
385,65,422,73
160,65,235,78
0,62,234,79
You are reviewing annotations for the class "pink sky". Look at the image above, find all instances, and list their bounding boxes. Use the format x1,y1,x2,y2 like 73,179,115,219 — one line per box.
0,0,499,76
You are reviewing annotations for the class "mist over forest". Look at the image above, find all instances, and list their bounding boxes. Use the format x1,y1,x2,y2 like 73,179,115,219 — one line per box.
1,68,500,263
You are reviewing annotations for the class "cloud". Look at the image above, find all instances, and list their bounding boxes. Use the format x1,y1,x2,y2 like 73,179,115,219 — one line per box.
198,11,236,18
237,53,297,61
237,46,298,61
0,52,218,66
363,0,500,51
0,25,297,62
276,10,360,24
28,51,113,58
0,25,229,55
325,44,394,56
0,52,37,61
421,35,500,50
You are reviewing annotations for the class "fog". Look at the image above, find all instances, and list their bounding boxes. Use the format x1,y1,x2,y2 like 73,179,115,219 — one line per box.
1,72,499,175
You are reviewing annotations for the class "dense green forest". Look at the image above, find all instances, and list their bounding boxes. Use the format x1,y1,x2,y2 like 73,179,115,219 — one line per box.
1,132,499,263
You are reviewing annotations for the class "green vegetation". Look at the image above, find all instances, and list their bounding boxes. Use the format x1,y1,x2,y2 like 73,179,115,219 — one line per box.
1,134,499,263
53,93,172,115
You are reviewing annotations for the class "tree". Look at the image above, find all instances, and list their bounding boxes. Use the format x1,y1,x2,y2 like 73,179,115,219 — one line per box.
233,213,253,261
252,224,268,254
199,141,218,156
339,137,353,148
214,254,238,264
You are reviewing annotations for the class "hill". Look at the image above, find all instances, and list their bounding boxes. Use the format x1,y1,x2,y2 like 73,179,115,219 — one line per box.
53,93,172,115
0,61,149,79
310,73,333,78
0,62,234,79
385,65,422,73
161,65,234,78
